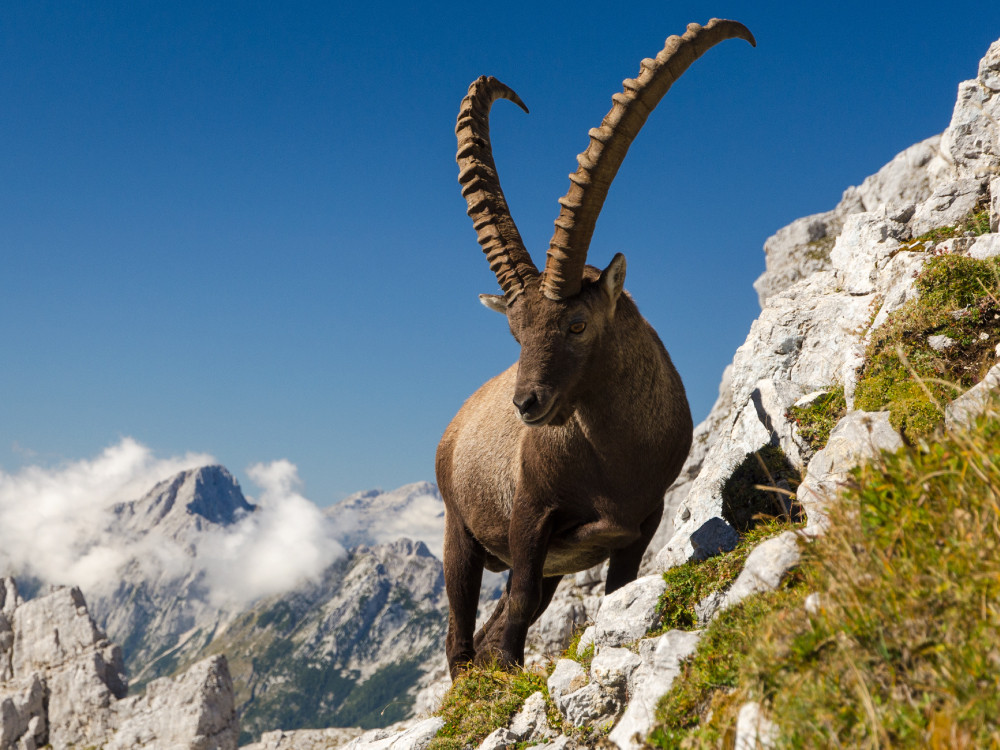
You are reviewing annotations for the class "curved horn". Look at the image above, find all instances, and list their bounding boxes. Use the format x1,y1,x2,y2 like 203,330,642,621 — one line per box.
540,19,756,300
456,76,538,302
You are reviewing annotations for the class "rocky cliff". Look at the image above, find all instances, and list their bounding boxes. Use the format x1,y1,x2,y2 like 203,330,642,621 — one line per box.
0,578,238,750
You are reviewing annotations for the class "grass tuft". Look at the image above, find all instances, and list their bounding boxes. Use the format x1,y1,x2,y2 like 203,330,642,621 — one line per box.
429,663,557,750
650,519,800,634
854,253,1000,441
786,386,847,453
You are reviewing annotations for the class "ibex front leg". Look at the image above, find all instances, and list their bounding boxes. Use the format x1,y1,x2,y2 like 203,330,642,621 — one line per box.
490,501,554,669
444,510,486,679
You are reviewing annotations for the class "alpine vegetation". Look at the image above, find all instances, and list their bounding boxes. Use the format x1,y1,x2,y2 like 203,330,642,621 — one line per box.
435,19,755,678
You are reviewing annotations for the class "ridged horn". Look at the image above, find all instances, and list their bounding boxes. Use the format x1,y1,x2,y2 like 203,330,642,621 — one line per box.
456,76,538,301
540,19,756,300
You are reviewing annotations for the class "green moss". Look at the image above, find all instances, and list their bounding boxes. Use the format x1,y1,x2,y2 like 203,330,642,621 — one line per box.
786,386,847,453
720,446,801,533
650,520,800,634
803,234,836,263
854,253,1000,442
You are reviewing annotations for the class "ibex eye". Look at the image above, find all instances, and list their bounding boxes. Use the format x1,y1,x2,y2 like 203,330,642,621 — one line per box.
569,321,587,334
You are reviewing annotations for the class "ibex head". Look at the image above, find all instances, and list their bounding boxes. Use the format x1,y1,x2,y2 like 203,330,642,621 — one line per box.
457,20,755,426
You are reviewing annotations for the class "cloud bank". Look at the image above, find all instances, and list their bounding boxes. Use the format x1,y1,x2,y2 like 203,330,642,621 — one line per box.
0,439,345,608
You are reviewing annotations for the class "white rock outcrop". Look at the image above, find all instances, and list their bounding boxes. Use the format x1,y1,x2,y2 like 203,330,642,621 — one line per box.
0,578,238,750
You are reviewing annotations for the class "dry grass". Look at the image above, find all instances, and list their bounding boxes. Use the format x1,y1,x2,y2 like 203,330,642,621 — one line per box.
658,402,1000,748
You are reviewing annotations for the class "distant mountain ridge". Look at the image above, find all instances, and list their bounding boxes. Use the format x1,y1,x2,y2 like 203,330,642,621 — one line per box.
0,463,463,743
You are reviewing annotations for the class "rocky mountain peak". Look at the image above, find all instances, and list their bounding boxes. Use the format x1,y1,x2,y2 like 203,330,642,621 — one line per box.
110,464,255,540
183,465,255,525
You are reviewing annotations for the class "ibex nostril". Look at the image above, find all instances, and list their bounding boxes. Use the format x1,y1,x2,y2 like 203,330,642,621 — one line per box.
513,392,539,416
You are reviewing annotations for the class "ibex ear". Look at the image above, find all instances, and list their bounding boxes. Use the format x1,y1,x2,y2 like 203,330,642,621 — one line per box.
479,294,508,314
599,253,626,309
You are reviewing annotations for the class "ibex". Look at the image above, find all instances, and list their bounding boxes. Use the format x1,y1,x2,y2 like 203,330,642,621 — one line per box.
436,19,755,677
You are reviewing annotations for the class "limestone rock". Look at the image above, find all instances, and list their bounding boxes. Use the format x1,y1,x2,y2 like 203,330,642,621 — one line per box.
830,210,909,296
532,736,575,750
928,334,957,351
734,702,777,750
339,717,444,750
938,40,1000,181
0,582,126,749
589,648,641,694
547,659,588,708
968,232,1000,259
241,727,366,750
798,411,904,534
593,576,666,648
107,655,238,750
557,681,620,728
0,579,240,750
476,727,519,750
945,362,1000,430
607,630,702,750
508,691,555,742
909,178,987,236
658,270,876,568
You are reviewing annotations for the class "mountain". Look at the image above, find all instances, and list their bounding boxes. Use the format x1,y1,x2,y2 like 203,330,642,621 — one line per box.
86,465,256,692
325,482,446,558
202,538,447,744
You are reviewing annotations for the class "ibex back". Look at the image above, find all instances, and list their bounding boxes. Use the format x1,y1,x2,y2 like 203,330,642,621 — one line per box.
436,19,755,678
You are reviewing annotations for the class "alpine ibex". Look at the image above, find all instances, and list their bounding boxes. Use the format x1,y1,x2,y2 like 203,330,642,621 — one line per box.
436,19,755,677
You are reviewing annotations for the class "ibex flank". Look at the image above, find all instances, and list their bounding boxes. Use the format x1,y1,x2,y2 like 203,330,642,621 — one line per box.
436,19,755,678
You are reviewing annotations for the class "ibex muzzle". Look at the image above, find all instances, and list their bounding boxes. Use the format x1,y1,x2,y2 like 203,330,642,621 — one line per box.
437,19,755,677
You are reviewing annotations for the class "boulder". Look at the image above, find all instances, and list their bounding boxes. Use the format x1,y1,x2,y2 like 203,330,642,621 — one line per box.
607,630,701,750
798,411,903,535
593,576,666,648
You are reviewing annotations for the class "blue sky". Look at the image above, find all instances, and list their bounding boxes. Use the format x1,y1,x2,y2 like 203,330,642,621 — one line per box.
3,1,999,504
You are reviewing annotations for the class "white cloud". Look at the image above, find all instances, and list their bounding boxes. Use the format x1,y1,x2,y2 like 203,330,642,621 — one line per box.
0,440,347,611
0,438,214,592
199,460,345,605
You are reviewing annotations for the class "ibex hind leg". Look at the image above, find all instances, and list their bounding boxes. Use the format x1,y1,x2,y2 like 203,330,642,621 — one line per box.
473,574,563,660
605,500,663,595
444,511,486,679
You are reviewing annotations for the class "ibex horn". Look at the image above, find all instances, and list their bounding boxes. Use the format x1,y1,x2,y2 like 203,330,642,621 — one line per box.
540,19,756,300
456,76,539,302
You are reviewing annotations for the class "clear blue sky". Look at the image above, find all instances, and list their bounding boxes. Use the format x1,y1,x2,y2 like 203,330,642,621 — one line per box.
3,1,999,504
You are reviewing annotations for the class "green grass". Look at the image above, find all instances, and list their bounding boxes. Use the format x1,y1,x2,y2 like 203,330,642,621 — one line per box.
647,584,806,748
563,626,595,672
650,519,801,634
897,207,992,252
429,664,557,750
649,402,1000,748
854,253,1000,441
786,386,847,453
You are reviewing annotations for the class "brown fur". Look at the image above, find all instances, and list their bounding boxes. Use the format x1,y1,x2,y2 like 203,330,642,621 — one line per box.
436,267,692,677
439,19,752,678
